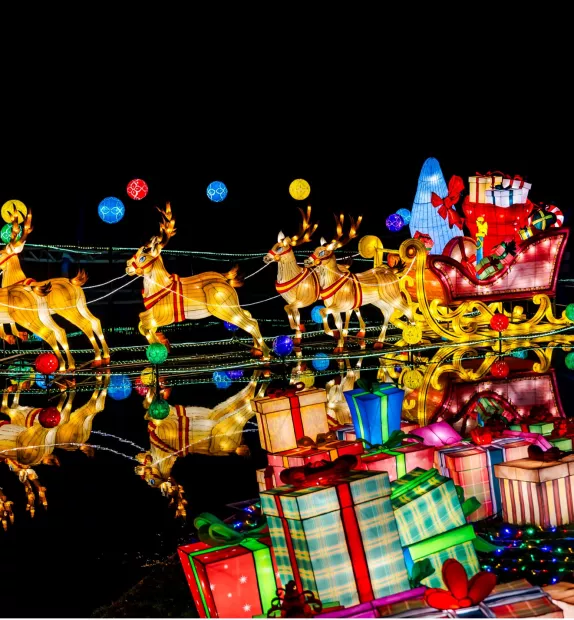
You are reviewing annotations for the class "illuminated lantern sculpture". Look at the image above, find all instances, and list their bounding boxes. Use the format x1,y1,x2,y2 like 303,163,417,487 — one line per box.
273,335,294,357
134,377,149,396
213,371,232,389
125,203,269,358
148,398,170,420
1,199,27,224
126,178,149,200
35,352,59,375
565,352,574,371
311,305,325,324
108,374,132,401
223,320,239,332
38,407,61,429
140,366,155,386
98,196,125,224
566,304,574,322
35,372,54,389
491,360,510,378
289,178,311,201
0,223,20,243
7,361,34,387
386,213,405,232
396,208,411,225
490,312,509,332
409,158,463,255
263,206,320,343
146,342,168,365
226,368,244,380
312,352,330,371
206,181,228,203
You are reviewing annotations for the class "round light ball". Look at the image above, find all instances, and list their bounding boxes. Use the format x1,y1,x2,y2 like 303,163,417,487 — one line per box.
491,360,510,378
565,352,574,371
35,352,59,374
223,321,239,332
108,374,132,401
226,369,244,380
311,305,325,325
35,372,54,389
386,213,405,232
140,367,155,386
148,398,170,420
38,406,61,428
206,181,228,203
0,223,21,244
273,335,294,357
213,371,232,389
312,352,330,371
126,178,149,200
146,342,168,365
566,304,574,322
134,377,149,396
296,370,315,388
288,179,311,201
1,199,27,224
490,313,510,332
396,208,412,225
98,196,125,224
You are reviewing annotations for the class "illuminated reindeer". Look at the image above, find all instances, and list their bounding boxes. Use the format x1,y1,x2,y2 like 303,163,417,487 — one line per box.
304,214,415,352
135,371,265,519
263,206,320,343
0,211,110,367
126,203,270,358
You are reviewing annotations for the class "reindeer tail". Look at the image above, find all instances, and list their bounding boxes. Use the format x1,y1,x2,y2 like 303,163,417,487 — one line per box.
71,269,88,286
222,264,244,288
390,258,407,274
32,281,52,297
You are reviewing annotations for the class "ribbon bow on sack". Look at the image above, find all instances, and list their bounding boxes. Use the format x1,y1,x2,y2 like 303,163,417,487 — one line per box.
194,512,268,547
266,382,305,399
431,175,465,229
279,454,358,487
424,559,497,610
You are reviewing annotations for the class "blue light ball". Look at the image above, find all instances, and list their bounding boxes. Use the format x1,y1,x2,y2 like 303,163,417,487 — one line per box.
273,335,294,357
226,369,244,380
35,372,54,389
386,213,405,232
311,305,325,325
108,374,132,400
98,196,125,224
213,371,232,389
206,181,228,203
312,352,330,371
396,208,411,225
223,321,239,332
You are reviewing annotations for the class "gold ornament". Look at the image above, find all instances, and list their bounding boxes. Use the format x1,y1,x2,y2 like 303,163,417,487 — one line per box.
402,368,423,390
141,367,155,386
402,324,422,345
1,200,27,224
358,235,384,267
288,178,311,201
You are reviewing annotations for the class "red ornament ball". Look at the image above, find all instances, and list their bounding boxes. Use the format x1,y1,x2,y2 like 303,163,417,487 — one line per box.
126,178,149,200
134,377,149,396
35,352,59,374
490,313,510,332
38,406,61,428
491,360,510,378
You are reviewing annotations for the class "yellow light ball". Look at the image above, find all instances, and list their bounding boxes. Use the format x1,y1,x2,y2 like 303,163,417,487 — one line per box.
294,370,315,389
1,200,27,224
289,179,311,201
402,325,422,345
402,369,423,390
358,235,383,259
141,366,155,386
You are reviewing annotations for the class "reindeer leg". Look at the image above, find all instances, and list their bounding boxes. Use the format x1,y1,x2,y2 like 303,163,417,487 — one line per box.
332,311,346,354
0,487,14,531
320,307,337,340
372,301,391,350
75,295,111,363
354,309,367,350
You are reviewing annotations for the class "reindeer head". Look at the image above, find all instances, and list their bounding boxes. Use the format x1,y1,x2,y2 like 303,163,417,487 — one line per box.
0,209,33,271
135,452,187,518
126,203,176,276
303,213,362,268
263,206,318,264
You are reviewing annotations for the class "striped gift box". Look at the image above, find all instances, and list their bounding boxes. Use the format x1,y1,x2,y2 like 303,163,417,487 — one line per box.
260,469,410,610
355,443,435,482
256,467,277,492
390,468,467,547
494,454,574,528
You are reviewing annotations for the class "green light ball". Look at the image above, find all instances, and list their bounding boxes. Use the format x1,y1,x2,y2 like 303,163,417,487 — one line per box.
566,303,574,322
146,342,168,365
566,352,574,370
148,398,170,420
0,223,21,244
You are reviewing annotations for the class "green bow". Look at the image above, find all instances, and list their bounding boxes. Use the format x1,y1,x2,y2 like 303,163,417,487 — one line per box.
194,512,268,547
455,484,482,518
364,429,423,453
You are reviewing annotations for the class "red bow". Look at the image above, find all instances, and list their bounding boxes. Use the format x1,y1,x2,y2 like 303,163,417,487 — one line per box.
470,428,493,446
267,382,305,398
431,176,465,229
424,559,497,610
279,454,358,487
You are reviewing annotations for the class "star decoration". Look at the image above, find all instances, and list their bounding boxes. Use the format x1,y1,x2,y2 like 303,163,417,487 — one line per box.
227,593,233,598
210,584,216,591
223,564,229,569
239,575,248,584
243,604,252,612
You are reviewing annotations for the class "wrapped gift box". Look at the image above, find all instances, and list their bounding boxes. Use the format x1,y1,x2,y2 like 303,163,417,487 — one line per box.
543,581,574,617
256,467,277,492
485,187,529,207
494,454,574,527
468,174,503,204
401,421,420,434
550,437,573,451
355,443,435,482
260,465,411,609
343,384,404,446
390,468,468,547
267,438,364,481
334,424,356,441
410,422,462,447
510,421,555,435
178,537,281,618
253,386,329,454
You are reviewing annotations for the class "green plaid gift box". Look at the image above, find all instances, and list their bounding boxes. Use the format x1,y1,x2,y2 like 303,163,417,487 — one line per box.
260,469,410,610
390,468,467,547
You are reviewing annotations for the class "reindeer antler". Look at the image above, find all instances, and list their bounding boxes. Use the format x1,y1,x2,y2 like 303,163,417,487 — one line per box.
155,202,176,249
331,213,363,249
10,209,33,247
289,205,319,247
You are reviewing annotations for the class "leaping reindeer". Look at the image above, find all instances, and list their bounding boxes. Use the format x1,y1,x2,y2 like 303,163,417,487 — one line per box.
0,211,110,368
263,206,320,344
126,203,270,359
304,214,415,352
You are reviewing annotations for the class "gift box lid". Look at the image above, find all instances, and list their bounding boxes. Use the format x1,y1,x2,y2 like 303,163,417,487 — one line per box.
260,469,391,520
494,454,574,483
436,445,488,472
178,537,273,565
254,387,327,414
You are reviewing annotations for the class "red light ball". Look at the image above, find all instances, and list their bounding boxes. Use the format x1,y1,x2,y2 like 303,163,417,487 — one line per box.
491,360,510,378
126,178,149,200
38,406,61,428
35,352,59,374
490,313,510,332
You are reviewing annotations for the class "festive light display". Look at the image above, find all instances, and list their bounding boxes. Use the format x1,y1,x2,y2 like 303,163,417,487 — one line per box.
490,312,510,332
396,207,411,225
126,178,149,200
97,196,125,224
34,352,59,375
206,180,228,203
223,320,239,332
272,335,294,357
491,360,510,378
311,304,325,324
288,178,311,200
0,223,20,243
38,406,61,428
212,370,232,389
108,374,132,400
148,398,170,420
566,352,574,370
1,199,26,224
146,342,168,364
386,213,405,232
34,372,54,389
312,352,330,371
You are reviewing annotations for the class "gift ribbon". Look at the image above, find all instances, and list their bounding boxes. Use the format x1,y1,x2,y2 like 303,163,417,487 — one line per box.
296,431,339,449
391,467,438,500
430,176,464,230
194,512,268,546
279,454,358,487
266,382,305,439
350,385,400,444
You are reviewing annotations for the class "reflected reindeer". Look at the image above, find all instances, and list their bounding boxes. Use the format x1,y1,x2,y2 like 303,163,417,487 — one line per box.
304,214,415,352
0,374,110,529
0,211,110,368
126,202,270,358
135,370,266,519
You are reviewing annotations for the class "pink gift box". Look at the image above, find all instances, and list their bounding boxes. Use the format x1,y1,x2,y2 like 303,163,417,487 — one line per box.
410,422,463,447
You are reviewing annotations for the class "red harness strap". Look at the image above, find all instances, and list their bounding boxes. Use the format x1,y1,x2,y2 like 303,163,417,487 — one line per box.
13,278,36,286
275,267,319,296
320,272,362,308
142,275,186,322
25,408,42,428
